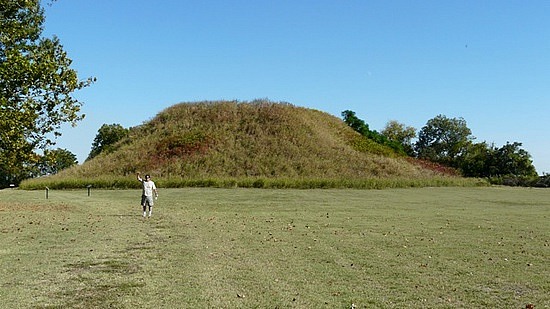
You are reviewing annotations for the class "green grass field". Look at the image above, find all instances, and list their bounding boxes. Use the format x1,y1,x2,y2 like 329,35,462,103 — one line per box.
0,187,548,308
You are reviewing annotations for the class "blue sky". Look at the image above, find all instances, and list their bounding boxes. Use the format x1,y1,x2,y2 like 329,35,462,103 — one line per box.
42,0,550,174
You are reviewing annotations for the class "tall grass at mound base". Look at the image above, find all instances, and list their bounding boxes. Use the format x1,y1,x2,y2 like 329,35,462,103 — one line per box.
20,176,138,190
20,175,488,190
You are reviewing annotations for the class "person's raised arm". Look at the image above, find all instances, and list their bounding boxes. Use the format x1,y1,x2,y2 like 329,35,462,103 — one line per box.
137,172,143,182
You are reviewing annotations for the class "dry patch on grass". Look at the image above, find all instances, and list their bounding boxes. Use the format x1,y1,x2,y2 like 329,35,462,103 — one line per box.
46,258,146,308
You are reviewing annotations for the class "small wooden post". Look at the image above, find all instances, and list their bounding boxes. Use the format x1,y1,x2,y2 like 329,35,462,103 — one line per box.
45,187,49,199
87,185,92,197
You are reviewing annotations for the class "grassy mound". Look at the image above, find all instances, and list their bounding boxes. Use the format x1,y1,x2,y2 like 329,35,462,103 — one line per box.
22,100,486,189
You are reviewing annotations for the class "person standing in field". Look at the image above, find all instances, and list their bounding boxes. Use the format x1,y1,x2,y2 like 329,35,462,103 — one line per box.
137,172,158,218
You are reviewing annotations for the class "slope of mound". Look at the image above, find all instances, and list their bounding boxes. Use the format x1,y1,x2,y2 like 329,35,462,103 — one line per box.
24,100,484,188
68,100,438,178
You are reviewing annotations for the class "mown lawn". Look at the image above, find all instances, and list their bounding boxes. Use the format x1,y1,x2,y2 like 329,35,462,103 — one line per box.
0,187,548,308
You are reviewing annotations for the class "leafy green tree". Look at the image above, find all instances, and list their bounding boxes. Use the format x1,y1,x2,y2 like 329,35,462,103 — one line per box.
87,124,129,160
38,148,77,175
341,110,370,136
381,120,416,156
415,115,473,166
493,142,536,177
459,142,495,177
0,0,93,186
459,141,536,178
342,110,405,154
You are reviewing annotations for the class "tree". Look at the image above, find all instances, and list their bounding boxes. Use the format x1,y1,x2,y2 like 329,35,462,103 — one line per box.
381,120,416,156
37,148,77,175
459,141,537,178
493,142,537,177
87,123,129,160
458,142,495,177
415,115,473,166
341,110,405,154
341,110,370,135
0,0,93,186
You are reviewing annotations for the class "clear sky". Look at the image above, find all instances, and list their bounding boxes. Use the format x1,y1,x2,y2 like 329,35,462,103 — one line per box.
42,0,550,174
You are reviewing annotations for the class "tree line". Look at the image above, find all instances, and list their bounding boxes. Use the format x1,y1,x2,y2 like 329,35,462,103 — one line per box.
342,110,548,186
